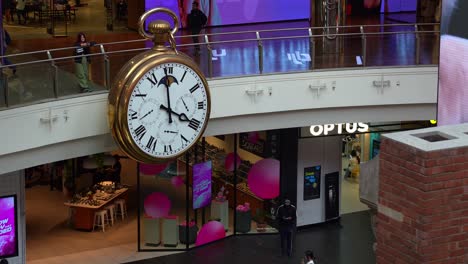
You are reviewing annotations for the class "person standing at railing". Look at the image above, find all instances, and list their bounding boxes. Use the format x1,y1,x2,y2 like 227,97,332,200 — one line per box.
187,1,207,55
15,0,27,25
74,32,96,93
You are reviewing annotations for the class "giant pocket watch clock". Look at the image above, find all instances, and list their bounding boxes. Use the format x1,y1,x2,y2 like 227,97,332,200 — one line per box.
108,8,211,163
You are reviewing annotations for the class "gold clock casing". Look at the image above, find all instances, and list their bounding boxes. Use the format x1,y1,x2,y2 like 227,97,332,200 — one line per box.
108,49,211,164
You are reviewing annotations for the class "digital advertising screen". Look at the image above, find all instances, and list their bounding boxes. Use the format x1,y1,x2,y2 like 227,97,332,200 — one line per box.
193,161,212,210
437,0,468,126
146,0,310,28
0,195,18,259
303,165,321,200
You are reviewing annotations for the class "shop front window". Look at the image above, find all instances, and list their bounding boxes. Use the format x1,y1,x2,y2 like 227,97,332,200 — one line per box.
235,131,280,234
137,130,281,251
186,135,235,248
138,157,187,250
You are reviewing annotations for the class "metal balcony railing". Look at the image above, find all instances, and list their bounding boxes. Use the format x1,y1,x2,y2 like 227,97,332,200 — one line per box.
0,23,440,109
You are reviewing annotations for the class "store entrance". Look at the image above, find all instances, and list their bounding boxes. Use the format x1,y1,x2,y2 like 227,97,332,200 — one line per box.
24,154,139,263
340,134,370,215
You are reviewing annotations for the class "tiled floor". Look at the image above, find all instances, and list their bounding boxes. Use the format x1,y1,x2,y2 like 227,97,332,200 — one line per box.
127,210,375,264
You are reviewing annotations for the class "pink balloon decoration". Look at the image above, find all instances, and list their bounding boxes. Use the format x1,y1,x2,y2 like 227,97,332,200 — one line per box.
140,163,168,175
246,132,260,144
144,192,171,218
171,175,184,187
195,221,226,246
224,153,241,172
247,158,280,199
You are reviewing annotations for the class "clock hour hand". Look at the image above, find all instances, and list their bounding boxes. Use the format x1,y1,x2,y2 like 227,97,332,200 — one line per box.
160,104,190,122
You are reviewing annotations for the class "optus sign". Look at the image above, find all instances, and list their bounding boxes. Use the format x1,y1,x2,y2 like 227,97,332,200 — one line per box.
309,123,369,136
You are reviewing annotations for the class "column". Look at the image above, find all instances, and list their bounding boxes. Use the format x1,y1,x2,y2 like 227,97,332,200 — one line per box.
376,127,468,263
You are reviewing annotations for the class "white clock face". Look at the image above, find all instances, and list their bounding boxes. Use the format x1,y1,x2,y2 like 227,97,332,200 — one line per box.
127,62,209,159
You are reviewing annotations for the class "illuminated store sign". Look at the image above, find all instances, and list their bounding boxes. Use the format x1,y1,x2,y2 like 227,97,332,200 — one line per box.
309,123,369,136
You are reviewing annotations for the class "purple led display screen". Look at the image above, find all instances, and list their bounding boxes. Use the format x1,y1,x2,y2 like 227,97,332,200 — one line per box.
347,0,417,16
192,161,212,210
146,0,310,27
437,0,468,125
0,195,18,258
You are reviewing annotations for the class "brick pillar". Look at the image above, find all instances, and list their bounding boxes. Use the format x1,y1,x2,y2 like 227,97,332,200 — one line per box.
376,137,468,264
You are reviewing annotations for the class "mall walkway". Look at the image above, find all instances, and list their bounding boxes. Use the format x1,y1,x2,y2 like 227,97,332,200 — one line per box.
127,211,375,264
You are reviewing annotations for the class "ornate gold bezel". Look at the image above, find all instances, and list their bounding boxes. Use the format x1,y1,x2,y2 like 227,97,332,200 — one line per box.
108,49,211,163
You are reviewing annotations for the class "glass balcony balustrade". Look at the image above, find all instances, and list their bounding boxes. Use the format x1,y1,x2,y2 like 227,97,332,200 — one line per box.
0,23,440,109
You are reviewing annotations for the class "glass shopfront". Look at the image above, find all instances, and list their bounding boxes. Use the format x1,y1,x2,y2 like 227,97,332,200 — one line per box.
137,130,285,251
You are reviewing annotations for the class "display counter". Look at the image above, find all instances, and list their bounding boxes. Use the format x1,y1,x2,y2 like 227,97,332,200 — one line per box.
64,187,129,231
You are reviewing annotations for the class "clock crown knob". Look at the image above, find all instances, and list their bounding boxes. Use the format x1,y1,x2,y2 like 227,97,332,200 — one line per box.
148,20,171,35
148,20,172,47
138,8,179,53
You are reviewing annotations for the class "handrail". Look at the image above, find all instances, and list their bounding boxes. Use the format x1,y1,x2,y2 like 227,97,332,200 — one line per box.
0,29,440,68
0,22,439,61
0,22,440,110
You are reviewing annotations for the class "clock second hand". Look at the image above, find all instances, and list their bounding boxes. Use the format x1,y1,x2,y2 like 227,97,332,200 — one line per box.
181,98,189,112
160,104,189,122
139,109,153,120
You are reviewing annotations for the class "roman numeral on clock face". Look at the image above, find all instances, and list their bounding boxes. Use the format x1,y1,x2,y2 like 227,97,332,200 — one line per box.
198,102,204,109
164,145,173,152
147,73,158,86
180,71,187,82
188,118,201,130
130,111,138,120
134,125,146,140
146,136,157,151
181,135,189,144
164,67,173,75
190,84,200,93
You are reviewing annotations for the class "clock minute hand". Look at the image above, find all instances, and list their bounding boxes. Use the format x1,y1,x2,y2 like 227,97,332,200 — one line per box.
161,71,173,124
160,104,190,122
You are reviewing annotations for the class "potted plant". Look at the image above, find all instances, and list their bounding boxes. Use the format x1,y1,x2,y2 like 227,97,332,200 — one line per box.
179,220,198,245
235,203,251,233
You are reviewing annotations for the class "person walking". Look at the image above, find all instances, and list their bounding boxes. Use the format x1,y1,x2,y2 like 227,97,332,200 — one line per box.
187,1,207,55
74,32,96,93
276,198,297,257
